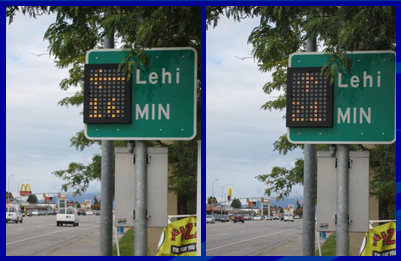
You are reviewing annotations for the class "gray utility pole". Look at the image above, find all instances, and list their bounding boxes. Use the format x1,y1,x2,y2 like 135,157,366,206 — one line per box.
99,32,115,256
134,140,148,256
221,184,233,216
211,179,219,216
302,36,317,256
336,145,349,256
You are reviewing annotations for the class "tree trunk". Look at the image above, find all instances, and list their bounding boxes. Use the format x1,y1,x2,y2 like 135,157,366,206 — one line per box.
178,195,188,215
379,200,389,220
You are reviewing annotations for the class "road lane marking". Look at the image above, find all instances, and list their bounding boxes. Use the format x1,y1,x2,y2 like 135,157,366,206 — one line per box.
6,227,77,246
206,229,294,252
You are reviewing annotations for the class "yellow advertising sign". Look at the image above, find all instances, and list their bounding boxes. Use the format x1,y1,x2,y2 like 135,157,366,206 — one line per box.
20,184,32,196
360,222,396,256
157,217,197,256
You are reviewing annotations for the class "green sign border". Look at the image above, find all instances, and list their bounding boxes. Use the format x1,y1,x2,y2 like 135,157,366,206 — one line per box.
287,51,396,144
84,47,197,140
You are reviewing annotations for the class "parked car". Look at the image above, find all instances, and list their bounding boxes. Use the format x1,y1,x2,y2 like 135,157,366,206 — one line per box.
47,209,56,215
243,214,251,220
6,204,23,223
86,210,93,216
294,215,300,219
232,214,244,223
32,209,39,216
254,215,262,221
284,214,294,222
273,215,280,221
95,210,101,216
24,210,33,217
57,207,79,227
220,215,230,222
206,215,215,224
38,210,47,216
78,209,87,216
265,215,273,221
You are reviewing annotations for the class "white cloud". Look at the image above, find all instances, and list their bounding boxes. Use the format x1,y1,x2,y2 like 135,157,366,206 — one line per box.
6,12,101,196
206,16,304,203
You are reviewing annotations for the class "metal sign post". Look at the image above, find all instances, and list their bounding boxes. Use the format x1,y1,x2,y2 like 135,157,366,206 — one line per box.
197,141,201,256
99,32,115,257
84,43,197,255
134,141,148,256
302,37,317,256
289,50,395,256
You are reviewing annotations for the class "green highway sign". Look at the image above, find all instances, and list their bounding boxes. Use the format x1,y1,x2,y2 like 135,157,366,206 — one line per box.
287,51,396,144
84,47,197,140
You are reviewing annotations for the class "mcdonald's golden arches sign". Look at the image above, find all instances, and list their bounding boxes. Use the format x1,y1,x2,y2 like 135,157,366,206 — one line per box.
20,184,32,196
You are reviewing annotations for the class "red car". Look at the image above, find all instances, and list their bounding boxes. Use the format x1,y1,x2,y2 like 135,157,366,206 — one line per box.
233,214,245,223
78,209,87,216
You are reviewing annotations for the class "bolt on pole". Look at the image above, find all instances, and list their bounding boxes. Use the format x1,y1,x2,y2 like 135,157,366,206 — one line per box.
99,30,115,257
302,36,317,256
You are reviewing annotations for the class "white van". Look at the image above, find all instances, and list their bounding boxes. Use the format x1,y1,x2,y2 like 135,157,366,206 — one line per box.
6,204,23,223
284,214,294,222
56,207,79,227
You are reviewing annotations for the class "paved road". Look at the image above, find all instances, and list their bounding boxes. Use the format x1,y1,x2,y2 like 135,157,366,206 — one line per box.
206,219,303,256
6,215,101,256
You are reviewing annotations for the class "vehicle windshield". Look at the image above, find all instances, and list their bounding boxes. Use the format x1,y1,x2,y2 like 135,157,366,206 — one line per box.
67,209,74,214
7,207,15,212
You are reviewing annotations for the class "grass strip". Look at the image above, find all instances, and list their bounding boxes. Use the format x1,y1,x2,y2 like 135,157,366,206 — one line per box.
113,229,135,256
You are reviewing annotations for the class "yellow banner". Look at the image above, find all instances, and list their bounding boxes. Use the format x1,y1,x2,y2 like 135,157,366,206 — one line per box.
360,222,396,256
157,217,197,256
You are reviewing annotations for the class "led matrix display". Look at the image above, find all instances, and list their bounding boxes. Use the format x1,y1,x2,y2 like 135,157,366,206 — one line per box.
83,64,132,124
286,67,333,128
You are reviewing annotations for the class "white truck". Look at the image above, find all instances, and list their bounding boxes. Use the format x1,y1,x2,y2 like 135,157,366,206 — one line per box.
6,204,23,223
56,207,79,227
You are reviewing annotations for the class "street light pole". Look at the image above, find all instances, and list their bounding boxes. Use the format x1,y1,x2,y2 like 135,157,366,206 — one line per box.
212,179,219,216
221,184,233,216
8,174,15,204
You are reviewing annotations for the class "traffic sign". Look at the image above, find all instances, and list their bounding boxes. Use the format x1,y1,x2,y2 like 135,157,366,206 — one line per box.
287,51,395,144
84,47,197,140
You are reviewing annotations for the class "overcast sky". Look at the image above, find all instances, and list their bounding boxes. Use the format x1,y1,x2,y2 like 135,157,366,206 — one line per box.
6,12,101,199
206,16,304,205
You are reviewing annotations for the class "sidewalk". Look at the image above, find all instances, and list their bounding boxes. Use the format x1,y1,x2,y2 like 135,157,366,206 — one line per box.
47,228,126,256
259,232,330,256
